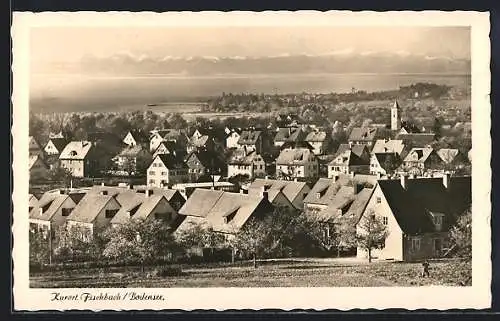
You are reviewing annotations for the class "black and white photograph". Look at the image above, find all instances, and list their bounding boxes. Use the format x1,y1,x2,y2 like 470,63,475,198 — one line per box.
12,11,491,310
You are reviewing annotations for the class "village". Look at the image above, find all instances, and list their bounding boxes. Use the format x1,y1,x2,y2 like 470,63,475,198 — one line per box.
27,91,472,287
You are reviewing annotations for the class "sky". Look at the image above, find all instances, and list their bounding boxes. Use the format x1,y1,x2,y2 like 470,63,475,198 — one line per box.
30,26,470,65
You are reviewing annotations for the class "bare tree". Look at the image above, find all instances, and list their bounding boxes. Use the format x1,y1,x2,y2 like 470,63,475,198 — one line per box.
356,210,389,263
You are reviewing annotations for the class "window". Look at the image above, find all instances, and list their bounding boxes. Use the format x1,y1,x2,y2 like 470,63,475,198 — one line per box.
161,171,167,176
61,208,73,217
382,216,388,225
149,179,155,184
376,197,382,204
149,171,155,175
105,209,118,218
411,238,421,251
433,215,443,226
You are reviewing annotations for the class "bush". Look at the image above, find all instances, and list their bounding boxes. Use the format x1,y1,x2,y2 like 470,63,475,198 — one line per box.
153,266,184,277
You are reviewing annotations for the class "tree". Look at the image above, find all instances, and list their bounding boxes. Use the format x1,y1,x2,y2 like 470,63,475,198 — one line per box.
29,229,50,268
103,218,178,273
175,223,226,255
356,211,389,263
449,207,472,261
432,117,442,139
48,166,73,185
55,223,103,262
232,218,270,268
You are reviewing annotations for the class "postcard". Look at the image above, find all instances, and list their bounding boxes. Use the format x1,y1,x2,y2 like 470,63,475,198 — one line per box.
12,10,491,310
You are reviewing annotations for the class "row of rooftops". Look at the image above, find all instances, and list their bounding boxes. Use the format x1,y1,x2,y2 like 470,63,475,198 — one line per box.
29,171,471,237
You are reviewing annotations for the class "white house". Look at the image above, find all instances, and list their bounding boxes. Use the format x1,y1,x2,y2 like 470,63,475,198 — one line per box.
225,128,242,149
227,149,266,179
276,148,319,179
147,154,189,187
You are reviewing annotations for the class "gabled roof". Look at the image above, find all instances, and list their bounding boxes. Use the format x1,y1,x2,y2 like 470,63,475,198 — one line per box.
249,179,309,205
177,189,271,234
178,189,224,218
116,144,149,158
348,127,378,142
237,130,262,145
437,149,467,164
373,153,402,170
403,147,434,163
186,150,222,169
125,129,149,144
280,141,315,151
274,127,307,143
276,148,317,165
304,174,377,205
29,193,74,221
189,135,210,148
305,130,328,142
329,150,368,166
45,138,68,153
29,136,41,151
110,194,169,225
59,141,93,160
66,194,116,223
154,140,185,155
372,140,405,155
334,144,368,160
228,149,262,165
29,154,48,170
156,154,188,170
377,176,471,234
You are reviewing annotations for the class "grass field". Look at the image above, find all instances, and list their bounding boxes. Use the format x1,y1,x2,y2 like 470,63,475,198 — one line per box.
29,258,471,288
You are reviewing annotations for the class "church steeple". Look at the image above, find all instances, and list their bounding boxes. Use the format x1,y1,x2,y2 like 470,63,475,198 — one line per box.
391,99,401,131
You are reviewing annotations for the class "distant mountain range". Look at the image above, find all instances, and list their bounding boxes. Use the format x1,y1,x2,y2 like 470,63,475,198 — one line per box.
32,51,471,76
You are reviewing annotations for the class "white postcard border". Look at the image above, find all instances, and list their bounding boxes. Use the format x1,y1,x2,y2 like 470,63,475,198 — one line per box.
11,10,491,310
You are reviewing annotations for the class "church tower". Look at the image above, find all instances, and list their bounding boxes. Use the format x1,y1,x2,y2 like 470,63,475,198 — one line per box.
391,100,401,131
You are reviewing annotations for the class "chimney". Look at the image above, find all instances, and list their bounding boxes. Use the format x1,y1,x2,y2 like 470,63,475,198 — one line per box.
128,183,133,190
265,175,269,180
240,188,245,194
400,173,408,189
294,177,298,182
354,183,363,194
101,182,105,186
443,172,451,189
350,172,355,179
349,142,353,148
316,192,322,199
145,189,151,197
376,172,381,179
39,208,43,215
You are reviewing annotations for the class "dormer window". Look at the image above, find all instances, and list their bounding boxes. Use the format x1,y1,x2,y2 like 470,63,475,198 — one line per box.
223,208,238,224
69,150,78,156
430,212,445,231
105,209,118,218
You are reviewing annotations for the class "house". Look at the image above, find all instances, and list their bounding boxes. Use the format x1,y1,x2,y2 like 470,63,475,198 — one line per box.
247,186,295,210
226,128,242,149
29,154,50,181
152,141,186,159
371,139,405,156
276,113,301,127
237,129,269,154
43,138,68,156
402,147,444,175
147,154,189,187
171,181,238,199
328,145,370,178
276,148,319,179
112,144,152,176
396,133,436,147
348,127,381,148
65,191,123,239
273,127,307,147
187,135,215,154
149,129,189,152
132,186,187,212
357,174,471,261
123,129,149,147
437,149,470,167
303,174,378,216
176,189,275,235
248,178,311,209
370,153,402,176
303,174,377,250
29,136,44,158
227,149,266,179
29,190,78,234
109,191,181,229
29,194,38,212
59,141,97,177
185,150,224,182
305,130,330,155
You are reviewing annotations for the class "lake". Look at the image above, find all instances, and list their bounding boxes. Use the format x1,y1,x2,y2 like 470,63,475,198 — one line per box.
29,73,471,113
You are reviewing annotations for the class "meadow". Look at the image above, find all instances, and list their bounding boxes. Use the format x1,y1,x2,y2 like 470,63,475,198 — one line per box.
30,258,471,288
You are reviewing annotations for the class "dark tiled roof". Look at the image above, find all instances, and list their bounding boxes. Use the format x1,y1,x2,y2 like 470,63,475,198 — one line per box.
274,127,307,143
378,176,471,234
374,153,402,171
397,133,436,145
47,138,68,152
157,154,188,170
238,130,262,145
126,129,149,144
